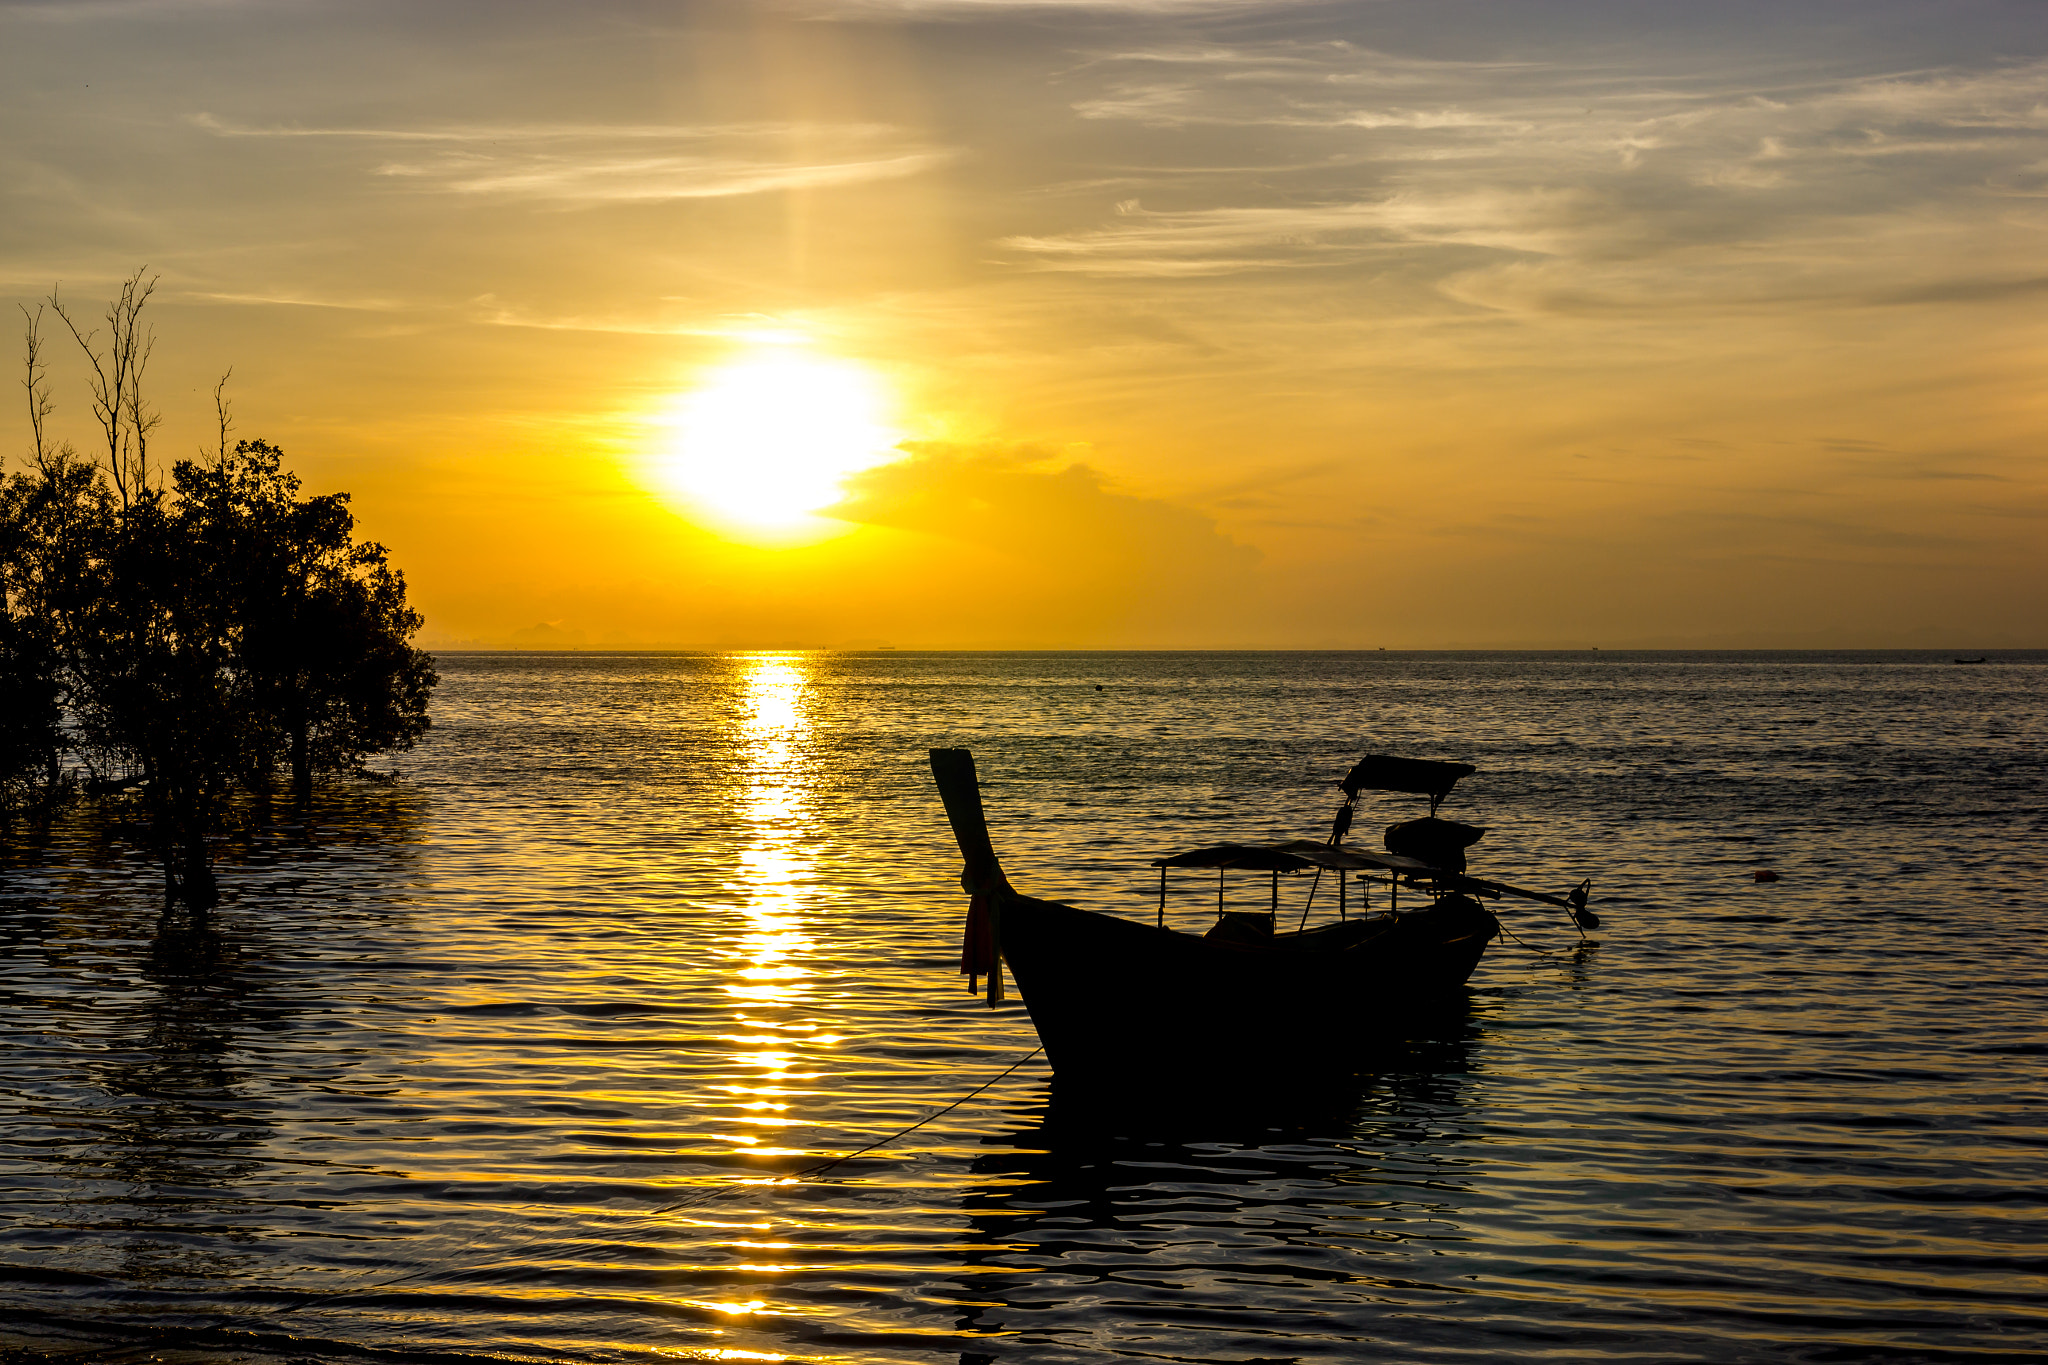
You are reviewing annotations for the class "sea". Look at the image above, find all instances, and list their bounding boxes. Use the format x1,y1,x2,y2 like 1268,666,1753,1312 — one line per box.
1,650,2043,1364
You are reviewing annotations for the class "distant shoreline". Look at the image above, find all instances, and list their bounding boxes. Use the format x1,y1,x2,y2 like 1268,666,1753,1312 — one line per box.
421,646,2048,657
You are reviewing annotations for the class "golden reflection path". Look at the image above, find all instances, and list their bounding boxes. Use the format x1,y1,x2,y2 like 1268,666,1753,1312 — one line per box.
715,654,824,1160
675,654,830,1345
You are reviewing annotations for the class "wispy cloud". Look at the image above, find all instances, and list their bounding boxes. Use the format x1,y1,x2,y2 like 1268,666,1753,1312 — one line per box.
2,0,278,20
1002,202,1408,275
190,114,951,204
184,289,403,311
374,149,947,203
807,0,1256,14
999,51,2048,310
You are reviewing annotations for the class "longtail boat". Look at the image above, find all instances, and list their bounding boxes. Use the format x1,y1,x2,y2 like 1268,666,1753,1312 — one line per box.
928,748,1595,1087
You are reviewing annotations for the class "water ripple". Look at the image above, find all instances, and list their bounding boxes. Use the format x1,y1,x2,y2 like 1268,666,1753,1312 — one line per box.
1,650,2043,1363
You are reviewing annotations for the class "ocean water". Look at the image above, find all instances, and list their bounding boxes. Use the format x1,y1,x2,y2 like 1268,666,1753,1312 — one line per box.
1,650,2044,1364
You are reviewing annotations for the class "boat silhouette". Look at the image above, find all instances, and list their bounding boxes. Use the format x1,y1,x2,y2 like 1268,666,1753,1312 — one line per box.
928,748,1593,1088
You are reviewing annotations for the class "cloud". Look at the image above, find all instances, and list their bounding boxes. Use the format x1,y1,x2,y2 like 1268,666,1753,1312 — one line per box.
1000,186,1651,276
998,47,2048,311
833,441,1253,564
1,0,274,19
1874,274,2048,306
805,0,1255,14
189,115,951,205
829,442,1261,635
374,150,946,204
1000,202,1408,275
184,289,402,311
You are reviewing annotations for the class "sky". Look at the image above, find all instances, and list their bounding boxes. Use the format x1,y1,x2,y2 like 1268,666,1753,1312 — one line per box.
3,0,2044,649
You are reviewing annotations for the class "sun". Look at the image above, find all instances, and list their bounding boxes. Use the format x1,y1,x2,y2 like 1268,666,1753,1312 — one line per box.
656,349,900,533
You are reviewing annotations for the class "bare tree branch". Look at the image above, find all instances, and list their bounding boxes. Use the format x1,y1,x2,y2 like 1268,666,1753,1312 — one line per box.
46,286,124,504
19,304,55,476
213,367,235,470
47,267,159,506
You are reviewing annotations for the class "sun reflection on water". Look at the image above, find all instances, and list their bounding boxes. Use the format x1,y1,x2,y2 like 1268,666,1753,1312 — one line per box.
721,654,821,1160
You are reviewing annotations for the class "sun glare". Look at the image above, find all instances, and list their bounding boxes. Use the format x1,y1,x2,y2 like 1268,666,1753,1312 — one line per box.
658,350,899,534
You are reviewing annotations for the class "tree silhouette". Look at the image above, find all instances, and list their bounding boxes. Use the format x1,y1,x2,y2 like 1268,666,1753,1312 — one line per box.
177,440,437,803
0,443,104,812
1,304,80,809
3,273,436,900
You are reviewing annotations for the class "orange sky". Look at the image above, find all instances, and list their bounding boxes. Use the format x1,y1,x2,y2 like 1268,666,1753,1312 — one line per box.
4,1,2044,648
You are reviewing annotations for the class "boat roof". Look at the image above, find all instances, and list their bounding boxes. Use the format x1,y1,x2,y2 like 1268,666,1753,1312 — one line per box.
1149,839,1587,914
1150,841,1439,874
1340,754,1475,799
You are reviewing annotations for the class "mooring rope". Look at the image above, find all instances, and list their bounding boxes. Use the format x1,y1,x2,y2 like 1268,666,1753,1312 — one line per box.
648,1045,1046,1213
252,1044,1050,1323
1493,917,1581,961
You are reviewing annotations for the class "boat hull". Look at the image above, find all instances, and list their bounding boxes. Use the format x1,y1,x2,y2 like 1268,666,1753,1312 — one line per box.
994,894,1498,1087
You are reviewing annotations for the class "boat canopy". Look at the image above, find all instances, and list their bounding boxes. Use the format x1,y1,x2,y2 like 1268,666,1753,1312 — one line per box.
1149,839,1589,915
1150,841,1437,874
1340,755,1475,801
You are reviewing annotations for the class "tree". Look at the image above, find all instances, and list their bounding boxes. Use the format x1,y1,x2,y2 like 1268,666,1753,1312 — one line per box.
0,306,94,811
68,485,251,899
5,270,438,899
0,589,64,812
177,440,437,803
0,453,101,810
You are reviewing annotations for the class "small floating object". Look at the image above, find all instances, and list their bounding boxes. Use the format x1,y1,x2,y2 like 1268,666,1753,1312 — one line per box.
1754,869,1780,883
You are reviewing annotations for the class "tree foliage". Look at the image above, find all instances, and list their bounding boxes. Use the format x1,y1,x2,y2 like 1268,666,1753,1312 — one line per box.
2,271,437,902
178,439,437,801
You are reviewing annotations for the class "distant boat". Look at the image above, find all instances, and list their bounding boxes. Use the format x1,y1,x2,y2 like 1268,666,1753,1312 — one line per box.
927,749,1595,1088
1954,657,1988,664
